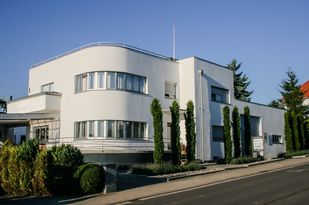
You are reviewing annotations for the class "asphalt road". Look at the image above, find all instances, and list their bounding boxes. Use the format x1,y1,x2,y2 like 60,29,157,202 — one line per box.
131,163,309,205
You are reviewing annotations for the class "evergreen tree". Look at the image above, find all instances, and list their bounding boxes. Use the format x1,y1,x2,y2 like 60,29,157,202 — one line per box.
296,115,305,150
184,101,196,162
150,98,164,164
280,69,309,117
244,106,252,156
268,99,284,109
227,59,253,101
170,101,181,165
0,99,7,113
223,106,232,163
303,120,309,149
290,111,300,151
284,112,293,153
232,107,241,158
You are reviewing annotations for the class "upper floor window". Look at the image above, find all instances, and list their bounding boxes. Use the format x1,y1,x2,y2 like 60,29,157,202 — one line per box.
211,86,229,104
41,82,54,92
165,81,176,99
75,71,147,94
272,135,283,144
212,125,224,142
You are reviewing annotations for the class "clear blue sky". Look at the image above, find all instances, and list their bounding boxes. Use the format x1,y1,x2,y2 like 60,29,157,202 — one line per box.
0,0,308,104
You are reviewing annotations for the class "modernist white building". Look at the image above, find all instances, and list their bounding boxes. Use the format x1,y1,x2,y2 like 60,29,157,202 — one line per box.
0,43,286,162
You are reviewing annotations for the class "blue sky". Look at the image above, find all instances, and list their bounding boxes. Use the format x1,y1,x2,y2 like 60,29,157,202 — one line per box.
0,0,308,104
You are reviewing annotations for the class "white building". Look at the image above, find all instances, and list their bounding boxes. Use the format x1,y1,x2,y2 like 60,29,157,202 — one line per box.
0,43,286,162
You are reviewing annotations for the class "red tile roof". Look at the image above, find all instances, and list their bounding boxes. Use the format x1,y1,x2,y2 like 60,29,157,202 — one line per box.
301,80,309,98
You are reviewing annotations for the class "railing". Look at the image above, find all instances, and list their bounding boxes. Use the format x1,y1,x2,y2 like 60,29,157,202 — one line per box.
31,42,174,68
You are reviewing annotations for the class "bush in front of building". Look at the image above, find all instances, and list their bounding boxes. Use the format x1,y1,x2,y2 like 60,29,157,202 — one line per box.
232,107,241,158
185,101,196,162
230,156,264,164
280,149,309,159
223,106,232,164
129,162,203,175
244,106,252,156
150,98,164,164
170,101,181,165
74,163,105,195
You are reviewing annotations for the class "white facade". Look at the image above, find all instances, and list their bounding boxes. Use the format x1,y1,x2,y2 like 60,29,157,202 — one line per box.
6,43,286,161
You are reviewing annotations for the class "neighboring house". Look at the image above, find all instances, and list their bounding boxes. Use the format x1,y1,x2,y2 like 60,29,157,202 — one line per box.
301,80,309,106
0,43,286,163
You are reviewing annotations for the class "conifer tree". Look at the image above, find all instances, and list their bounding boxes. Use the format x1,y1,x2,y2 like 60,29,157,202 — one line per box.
184,101,196,162
244,106,252,156
170,101,181,165
150,98,164,164
223,106,232,163
232,107,241,158
284,112,293,153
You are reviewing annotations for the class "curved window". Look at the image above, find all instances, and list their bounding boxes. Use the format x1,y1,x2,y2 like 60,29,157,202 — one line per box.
74,120,146,139
75,71,147,94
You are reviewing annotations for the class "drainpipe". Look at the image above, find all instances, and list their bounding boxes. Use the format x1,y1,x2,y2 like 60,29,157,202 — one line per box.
199,70,205,162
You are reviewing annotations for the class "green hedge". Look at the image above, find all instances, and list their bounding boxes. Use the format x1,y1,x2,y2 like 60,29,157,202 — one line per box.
129,162,203,175
230,156,264,164
281,150,309,159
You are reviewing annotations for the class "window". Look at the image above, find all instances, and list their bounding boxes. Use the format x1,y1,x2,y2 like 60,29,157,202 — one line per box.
98,121,105,137
116,121,124,138
88,121,94,137
75,121,87,139
117,73,125,90
126,74,133,91
125,121,133,138
240,116,260,137
133,122,140,138
107,121,116,138
212,125,224,142
34,126,49,143
272,135,283,144
140,122,145,139
165,81,176,99
97,72,105,89
41,83,54,92
88,72,95,89
211,86,229,103
75,71,146,94
107,72,116,89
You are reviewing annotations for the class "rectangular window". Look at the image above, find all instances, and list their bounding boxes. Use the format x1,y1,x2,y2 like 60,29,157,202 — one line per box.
34,126,49,143
117,73,125,90
41,82,54,92
88,121,94,137
126,74,133,91
212,125,224,142
107,121,116,138
75,121,87,139
97,72,105,89
138,77,145,93
82,74,87,91
116,121,124,138
133,75,139,92
88,72,95,89
98,120,105,138
107,72,116,89
133,122,140,138
211,86,229,103
140,122,145,139
75,75,82,92
272,135,283,144
125,121,132,138
165,81,176,99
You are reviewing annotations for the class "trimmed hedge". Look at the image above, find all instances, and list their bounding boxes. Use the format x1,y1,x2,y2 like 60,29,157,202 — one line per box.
129,162,203,175
280,149,309,159
230,156,264,164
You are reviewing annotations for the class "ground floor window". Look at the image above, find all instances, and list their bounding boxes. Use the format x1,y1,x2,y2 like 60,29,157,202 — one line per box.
74,120,146,139
34,126,49,143
272,135,283,144
212,125,224,142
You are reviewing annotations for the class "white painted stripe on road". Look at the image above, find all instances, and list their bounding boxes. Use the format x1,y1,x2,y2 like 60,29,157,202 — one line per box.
137,163,309,201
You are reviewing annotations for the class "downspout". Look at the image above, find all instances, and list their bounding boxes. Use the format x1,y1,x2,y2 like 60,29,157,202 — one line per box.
199,70,205,161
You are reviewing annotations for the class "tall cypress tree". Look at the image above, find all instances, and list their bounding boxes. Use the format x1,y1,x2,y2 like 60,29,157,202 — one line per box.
296,115,305,150
232,107,241,158
150,98,164,164
170,101,181,165
291,111,300,151
284,112,293,153
184,101,196,162
223,106,232,163
303,120,309,149
244,106,252,156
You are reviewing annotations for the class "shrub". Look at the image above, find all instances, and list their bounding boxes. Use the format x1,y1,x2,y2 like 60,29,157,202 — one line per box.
32,149,52,196
17,139,39,163
0,139,13,194
230,156,264,164
52,144,83,169
74,164,105,195
282,149,309,159
185,101,196,162
150,98,164,164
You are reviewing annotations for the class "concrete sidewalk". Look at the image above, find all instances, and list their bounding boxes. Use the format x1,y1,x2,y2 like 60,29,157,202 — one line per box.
69,157,309,205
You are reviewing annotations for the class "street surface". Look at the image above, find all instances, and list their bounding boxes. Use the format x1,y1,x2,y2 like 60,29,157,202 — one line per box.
131,163,309,205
